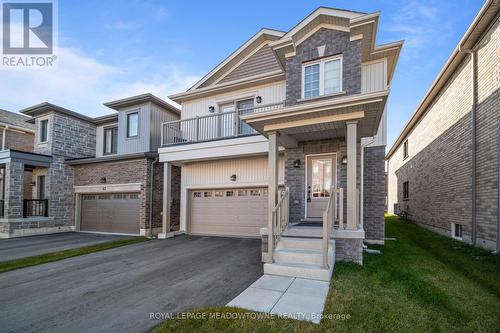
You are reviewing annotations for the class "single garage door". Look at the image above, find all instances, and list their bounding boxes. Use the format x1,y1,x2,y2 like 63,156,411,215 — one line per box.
189,187,268,237
81,193,140,235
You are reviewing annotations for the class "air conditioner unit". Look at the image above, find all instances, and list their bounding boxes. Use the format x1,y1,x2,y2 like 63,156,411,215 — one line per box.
394,202,409,219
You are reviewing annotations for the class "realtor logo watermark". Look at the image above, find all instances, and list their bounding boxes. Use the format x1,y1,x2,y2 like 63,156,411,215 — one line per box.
1,0,57,68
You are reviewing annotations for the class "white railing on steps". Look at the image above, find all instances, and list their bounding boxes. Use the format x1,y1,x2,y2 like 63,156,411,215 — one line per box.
322,186,343,269
268,187,289,263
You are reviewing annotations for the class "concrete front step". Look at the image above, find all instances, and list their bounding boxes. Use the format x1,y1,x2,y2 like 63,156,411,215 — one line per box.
274,248,324,265
282,226,323,238
277,237,323,251
264,260,334,281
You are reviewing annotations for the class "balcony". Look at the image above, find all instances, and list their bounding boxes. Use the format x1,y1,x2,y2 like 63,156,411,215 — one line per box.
161,102,284,146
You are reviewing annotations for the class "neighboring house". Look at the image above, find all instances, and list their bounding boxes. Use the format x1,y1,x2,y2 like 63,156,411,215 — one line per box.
158,7,402,279
0,109,35,152
0,109,36,220
0,94,180,238
387,0,499,252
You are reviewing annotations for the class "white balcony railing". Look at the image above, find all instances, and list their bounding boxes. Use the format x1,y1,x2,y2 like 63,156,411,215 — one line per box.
161,102,284,146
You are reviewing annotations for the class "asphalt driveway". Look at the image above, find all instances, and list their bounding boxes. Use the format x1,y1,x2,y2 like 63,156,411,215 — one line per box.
0,232,132,261
0,235,263,333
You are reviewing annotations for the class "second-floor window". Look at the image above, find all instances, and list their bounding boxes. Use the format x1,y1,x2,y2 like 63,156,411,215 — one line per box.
40,119,48,143
403,139,409,159
127,112,139,138
103,126,118,155
302,55,342,99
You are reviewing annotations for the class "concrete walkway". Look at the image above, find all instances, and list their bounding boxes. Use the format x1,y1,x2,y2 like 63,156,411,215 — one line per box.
227,274,329,323
0,232,132,261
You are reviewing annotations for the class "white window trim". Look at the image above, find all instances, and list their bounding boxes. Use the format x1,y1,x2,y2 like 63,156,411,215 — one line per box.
301,54,343,99
37,115,50,144
451,223,463,240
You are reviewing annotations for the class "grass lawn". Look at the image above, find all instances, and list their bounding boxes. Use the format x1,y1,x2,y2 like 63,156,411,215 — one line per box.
153,215,500,333
0,237,148,273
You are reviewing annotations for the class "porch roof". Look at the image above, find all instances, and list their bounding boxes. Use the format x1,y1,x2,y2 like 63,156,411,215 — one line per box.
0,149,52,168
241,90,388,144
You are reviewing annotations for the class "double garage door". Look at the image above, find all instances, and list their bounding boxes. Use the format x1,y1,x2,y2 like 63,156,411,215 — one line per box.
189,187,268,237
80,193,140,235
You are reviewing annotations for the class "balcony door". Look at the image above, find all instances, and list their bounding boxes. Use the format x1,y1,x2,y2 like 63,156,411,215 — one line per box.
219,103,235,137
306,154,336,219
236,99,254,135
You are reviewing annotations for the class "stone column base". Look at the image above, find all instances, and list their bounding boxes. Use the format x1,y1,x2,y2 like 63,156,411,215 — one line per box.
333,228,365,265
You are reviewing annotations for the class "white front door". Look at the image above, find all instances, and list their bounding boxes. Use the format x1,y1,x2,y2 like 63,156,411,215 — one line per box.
306,154,336,218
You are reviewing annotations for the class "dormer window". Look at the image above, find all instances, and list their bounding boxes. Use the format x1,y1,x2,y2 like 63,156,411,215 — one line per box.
302,55,342,99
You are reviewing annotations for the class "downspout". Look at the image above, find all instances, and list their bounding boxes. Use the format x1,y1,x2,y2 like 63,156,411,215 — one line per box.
458,45,477,246
149,157,159,238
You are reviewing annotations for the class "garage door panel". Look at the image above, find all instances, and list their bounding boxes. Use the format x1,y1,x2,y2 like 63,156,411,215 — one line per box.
81,193,140,235
189,188,268,237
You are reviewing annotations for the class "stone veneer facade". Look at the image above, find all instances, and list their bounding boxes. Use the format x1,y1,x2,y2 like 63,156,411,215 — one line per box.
387,17,499,251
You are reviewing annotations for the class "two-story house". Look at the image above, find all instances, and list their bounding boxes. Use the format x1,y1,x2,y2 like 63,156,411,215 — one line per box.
157,7,402,280
0,94,180,238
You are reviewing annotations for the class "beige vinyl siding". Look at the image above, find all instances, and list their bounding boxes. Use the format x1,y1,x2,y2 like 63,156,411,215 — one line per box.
95,123,118,157
219,45,282,84
181,81,285,120
149,102,179,151
182,156,284,188
117,103,150,154
361,59,387,93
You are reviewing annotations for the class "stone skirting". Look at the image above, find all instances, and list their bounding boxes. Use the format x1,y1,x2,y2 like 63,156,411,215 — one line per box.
0,217,75,238
333,228,364,264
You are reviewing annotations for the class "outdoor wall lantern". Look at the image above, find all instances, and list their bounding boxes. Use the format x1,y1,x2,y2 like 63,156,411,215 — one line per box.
100,177,107,184
230,174,237,181
293,159,301,168
341,156,348,165
255,96,262,104
208,106,215,113
30,181,36,187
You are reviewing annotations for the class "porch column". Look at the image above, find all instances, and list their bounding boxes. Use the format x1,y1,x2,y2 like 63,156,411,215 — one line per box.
267,131,279,263
159,162,172,239
346,121,358,230
4,160,24,218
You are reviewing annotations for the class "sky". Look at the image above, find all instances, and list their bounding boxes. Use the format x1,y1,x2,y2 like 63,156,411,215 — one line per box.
0,0,484,149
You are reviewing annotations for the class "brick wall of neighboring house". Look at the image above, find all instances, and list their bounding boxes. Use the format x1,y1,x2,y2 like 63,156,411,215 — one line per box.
363,146,385,242
285,28,361,106
1,130,34,152
33,113,97,228
387,17,499,250
73,159,181,233
284,139,361,224
475,17,499,250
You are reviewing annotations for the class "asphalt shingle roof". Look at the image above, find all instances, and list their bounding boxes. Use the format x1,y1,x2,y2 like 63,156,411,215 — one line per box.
0,109,35,131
